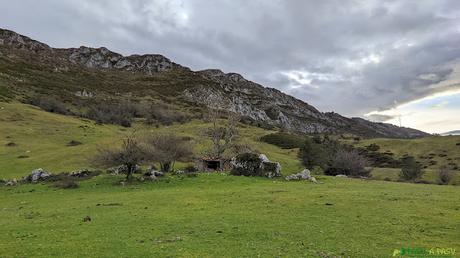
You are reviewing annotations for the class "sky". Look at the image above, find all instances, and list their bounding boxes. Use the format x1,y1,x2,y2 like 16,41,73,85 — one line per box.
0,0,459,133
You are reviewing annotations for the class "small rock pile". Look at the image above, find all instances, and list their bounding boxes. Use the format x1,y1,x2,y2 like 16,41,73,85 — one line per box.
285,169,317,183
142,166,164,180
22,168,52,183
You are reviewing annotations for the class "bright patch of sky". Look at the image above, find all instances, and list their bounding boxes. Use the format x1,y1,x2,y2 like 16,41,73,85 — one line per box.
366,90,460,133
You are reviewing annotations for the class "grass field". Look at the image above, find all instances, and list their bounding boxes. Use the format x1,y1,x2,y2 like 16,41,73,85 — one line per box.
1,102,460,257
1,174,459,257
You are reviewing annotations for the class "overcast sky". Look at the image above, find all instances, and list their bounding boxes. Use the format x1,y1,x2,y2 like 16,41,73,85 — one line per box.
1,0,459,133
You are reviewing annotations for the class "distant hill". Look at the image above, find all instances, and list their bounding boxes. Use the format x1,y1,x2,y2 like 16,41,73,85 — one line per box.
441,130,460,136
0,27,429,138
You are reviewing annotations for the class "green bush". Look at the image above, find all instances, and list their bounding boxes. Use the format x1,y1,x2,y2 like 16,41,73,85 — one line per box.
437,166,453,185
184,165,198,173
366,143,380,152
230,153,263,177
143,103,190,126
260,132,305,149
53,179,79,189
27,96,71,115
86,101,136,127
399,156,424,181
298,138,335,170
325,149,370,177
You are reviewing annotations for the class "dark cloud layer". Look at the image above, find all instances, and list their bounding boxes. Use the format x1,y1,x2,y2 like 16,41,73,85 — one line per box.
1,0,460,116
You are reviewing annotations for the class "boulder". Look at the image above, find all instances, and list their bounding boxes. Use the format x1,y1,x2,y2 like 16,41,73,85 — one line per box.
260,161,282,178
335,174,348,178
23,168,51,183
142,166,164,180
259,154,270,162
5,179,18,186
285,169,312,181
230,153,282,178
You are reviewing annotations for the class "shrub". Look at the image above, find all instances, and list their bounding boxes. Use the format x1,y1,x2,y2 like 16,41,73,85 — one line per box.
260,132,304,149
28,96,70,115
143,103,189,126
93,135,147,180
357,148,401,168
86,101,136,127
143,134,194,172
366,143,380,152
437,166,453,185
325,149,370,177
399,156,424,181
53,179,79,189
298,138,333,170
184,165,198,173
230,153,263,177
66,140,82,146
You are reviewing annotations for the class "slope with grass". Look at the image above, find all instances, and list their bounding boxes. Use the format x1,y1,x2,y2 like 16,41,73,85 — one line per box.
353,137,460,171
0,102,302,179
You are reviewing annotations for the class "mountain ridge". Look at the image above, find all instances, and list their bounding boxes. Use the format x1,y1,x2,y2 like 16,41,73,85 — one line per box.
441,130,460,136
0,27,429,138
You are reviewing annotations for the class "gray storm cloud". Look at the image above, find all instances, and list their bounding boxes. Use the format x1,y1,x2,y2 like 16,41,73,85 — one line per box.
1,0,460,117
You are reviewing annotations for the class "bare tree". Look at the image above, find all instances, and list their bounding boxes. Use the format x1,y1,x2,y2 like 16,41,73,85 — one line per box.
206,109,239,159
143,133,193,172
93,134,146,180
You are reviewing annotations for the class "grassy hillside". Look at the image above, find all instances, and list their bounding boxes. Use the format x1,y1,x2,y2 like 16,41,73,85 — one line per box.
352,137,460,170
1,174,459,257
0,102,302,179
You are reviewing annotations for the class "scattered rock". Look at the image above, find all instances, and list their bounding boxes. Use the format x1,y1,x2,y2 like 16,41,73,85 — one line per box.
83,216,91,222
142,168,163,180
70,169,95,178
22,168,52,183
4,179,18,186
285,169,312,181
309,177,318,183
335,174,348,178
172,170,185,175
74,89,94,98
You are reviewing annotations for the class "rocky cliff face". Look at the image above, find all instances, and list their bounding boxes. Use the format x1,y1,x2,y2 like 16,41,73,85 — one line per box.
65,47,177,74
183,69,428,137
0,28,429,138
0,28,179,75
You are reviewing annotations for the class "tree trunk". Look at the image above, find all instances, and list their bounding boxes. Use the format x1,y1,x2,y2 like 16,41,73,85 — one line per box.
160,162,171,172
126,164,133,180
